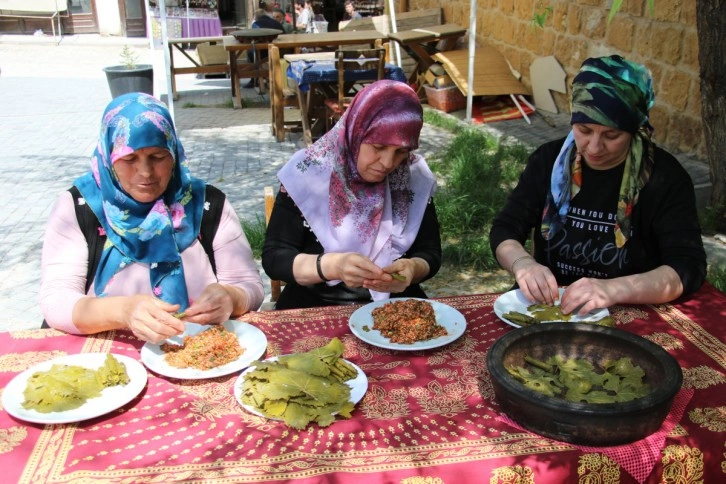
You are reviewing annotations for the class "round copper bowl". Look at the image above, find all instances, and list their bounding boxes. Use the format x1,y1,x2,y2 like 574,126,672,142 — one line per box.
487,322,682,446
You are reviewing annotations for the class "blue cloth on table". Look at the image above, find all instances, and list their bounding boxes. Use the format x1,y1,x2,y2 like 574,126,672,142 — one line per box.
288,60,407,92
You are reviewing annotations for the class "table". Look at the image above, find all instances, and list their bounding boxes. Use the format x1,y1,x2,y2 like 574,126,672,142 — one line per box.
388,23,467,92
167,36,229,101
1,284,724,483
283,54,406,145
272,30,387,51
224,29,283,109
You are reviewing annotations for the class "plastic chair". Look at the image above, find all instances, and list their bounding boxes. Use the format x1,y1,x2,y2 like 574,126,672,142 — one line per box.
323,48,386,131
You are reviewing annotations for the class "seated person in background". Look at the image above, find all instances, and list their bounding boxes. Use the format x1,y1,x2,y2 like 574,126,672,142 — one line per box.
490,55,706,315
40,93,264,342
272,7,294,33
263,80,441,309
244,8,284,88
343,0,362,20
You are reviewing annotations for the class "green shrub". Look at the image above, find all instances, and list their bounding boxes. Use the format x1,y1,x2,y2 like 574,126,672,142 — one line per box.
432,129,529,270
241,216,267,259
707,263,726,293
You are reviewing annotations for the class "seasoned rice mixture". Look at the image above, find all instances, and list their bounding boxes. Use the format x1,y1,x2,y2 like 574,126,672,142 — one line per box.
371,299,447,344
161,325,244,370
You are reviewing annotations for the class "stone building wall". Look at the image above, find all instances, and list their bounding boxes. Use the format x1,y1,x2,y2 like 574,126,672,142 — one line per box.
409,0,704,157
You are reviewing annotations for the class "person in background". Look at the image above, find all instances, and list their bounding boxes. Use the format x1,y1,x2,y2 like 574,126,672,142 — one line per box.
262,80,441,309
272,7,293,33
40,93,264,342
490,55,706,315
343,0,362,20
243,8,284,88
294,0,313,33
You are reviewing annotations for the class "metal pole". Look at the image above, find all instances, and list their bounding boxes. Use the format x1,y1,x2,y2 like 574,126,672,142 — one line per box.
465,0,476,122
387,0,402,67
159,0,175,121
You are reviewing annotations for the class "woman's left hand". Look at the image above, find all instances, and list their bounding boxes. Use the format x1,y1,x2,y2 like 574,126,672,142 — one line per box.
560,278,616,316
182,283,234,325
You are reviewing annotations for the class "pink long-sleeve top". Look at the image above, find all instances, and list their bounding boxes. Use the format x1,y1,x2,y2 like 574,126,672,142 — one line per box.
40,191,265,334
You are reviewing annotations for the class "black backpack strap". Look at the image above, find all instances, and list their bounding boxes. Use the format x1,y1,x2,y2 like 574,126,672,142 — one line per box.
69,186,106,294
199,184,226,275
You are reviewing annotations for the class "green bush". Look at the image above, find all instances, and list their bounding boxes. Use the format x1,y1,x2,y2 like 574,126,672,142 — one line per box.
431,129,529,270
241,215,267,259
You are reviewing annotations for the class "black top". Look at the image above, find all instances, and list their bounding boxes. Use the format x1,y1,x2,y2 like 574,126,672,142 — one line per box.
262,189,442,309
490,137,706,296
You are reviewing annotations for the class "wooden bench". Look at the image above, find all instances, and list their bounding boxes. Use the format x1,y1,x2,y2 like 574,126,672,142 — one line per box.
0,0,68,42
167,36,231,101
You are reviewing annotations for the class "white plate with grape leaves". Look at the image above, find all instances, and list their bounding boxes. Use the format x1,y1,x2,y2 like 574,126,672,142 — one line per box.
348,298,467,351
140,320,267,380
233,357,368,420
2,353,147,425
493,288,610,328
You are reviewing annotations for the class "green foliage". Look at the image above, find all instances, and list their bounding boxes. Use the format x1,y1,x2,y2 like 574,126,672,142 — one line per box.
119,45,139,69
241,215,267,259
431,129,529,270
532,1,553,29
423,108,462,132
699,203,726,235
707,264,726,293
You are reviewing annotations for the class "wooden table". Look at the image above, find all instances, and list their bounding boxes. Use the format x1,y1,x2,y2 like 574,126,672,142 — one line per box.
272,30,387,51
224,29,283,109
167,36,229,101
1,285,724,482
388,23,467,91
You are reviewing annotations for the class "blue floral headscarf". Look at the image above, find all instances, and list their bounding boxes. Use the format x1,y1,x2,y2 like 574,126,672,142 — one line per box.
541,55,656,248
74,92,206,310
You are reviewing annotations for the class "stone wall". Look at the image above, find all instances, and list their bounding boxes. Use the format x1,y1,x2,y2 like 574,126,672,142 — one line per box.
408,0,704,157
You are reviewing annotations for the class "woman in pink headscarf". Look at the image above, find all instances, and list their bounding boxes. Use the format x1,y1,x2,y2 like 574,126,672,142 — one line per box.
262,80,441,309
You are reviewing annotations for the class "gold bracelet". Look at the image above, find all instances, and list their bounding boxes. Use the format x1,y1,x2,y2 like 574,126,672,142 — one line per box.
510,255,534,274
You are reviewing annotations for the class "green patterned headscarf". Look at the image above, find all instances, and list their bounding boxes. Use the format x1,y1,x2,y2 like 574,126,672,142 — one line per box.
541,55,656,248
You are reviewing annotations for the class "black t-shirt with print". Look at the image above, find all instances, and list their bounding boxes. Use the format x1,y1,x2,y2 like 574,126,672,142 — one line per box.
539,161,640,284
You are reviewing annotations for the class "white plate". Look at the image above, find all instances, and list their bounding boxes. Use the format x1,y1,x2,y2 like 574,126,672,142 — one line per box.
348,298,467,351
493,288,610,328
1,353,147,425
140,320,267,380
234,357,368,420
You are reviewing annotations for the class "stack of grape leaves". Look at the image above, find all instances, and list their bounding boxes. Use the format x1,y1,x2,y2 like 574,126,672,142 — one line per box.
241,338,359,429
506,355,651,404
504,303,614,327
23,354,130,413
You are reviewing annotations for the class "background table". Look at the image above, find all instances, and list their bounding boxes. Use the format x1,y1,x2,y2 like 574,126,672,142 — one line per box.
1,284,724,483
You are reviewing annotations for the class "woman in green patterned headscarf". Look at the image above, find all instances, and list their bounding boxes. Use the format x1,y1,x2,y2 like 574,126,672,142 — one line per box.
490,55,706,316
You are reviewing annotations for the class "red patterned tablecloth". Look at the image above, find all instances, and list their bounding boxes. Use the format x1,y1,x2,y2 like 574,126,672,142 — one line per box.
0,285,724,483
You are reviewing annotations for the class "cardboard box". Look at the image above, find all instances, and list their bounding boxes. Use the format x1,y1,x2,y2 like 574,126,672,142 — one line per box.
424,85,466,113
424,69,454,89
197,43,228,66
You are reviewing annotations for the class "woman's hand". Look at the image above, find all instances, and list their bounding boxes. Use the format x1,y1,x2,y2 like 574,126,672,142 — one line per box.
560,278,616,316
325,252,386,287
182,283,235,325
123,295,185,344
513,257,560,306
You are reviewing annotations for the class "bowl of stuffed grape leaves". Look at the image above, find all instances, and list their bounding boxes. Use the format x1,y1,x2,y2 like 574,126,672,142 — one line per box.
487,322,682,446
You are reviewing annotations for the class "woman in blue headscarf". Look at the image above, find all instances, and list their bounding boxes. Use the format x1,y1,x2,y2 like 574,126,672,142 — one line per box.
40,93,264,342
490,55,706,315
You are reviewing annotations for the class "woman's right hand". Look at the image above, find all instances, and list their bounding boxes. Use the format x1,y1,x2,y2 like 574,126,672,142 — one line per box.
326,252,386,288
124,295,186,344
512,258,560,306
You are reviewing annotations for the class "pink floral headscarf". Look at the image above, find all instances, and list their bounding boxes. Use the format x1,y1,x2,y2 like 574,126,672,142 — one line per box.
277,80,436,300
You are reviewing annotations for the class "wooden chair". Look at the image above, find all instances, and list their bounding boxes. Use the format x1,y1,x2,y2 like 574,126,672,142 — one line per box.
323,48,386,130
269,45,303,142
264,186,284,303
